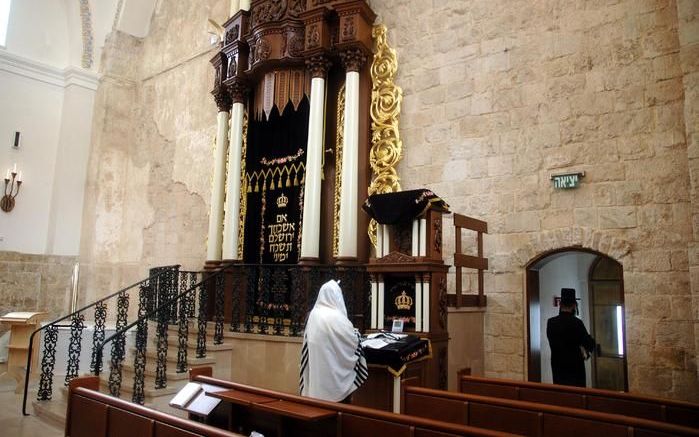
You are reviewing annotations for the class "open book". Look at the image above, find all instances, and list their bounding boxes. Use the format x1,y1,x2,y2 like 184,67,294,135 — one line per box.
169,382,223,416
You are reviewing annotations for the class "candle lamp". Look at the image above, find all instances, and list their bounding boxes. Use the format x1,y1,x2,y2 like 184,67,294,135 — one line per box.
1,165,22,213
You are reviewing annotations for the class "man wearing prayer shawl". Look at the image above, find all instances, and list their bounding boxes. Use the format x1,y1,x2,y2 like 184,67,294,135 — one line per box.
299,280,368,402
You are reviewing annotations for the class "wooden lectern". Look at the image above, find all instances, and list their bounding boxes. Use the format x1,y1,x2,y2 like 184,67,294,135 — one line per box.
355,189,451,411
0,311,46,393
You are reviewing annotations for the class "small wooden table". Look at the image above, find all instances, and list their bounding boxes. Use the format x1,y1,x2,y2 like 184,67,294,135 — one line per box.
0,311,46,393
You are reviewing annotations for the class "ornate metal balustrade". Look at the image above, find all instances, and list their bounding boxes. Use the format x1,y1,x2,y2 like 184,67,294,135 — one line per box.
223,264,369,336
22,265,180,415
25,262,369,414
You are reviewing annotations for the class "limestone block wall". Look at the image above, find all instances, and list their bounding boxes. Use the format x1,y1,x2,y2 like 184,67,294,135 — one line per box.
0,252,75,333
369,0,698,401
79,1,229,304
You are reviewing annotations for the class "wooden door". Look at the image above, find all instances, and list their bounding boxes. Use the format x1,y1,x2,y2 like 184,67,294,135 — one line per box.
589,257,627,391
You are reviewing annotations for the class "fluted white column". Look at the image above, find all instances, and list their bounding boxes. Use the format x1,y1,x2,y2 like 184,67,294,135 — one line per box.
337,70,360,259
207,110,230,260
222,102,245,260
300,69,328,260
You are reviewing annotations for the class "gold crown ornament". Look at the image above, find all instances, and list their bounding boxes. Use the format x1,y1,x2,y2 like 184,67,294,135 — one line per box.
394,291,413,310
276,193,289,208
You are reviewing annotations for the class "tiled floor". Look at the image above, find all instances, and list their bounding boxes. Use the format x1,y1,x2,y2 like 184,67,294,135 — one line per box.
0,371,63,437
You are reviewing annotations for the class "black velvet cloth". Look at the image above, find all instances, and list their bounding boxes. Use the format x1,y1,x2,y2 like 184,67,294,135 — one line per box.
362,189,449,225
362,335,430,375
242,98,309,264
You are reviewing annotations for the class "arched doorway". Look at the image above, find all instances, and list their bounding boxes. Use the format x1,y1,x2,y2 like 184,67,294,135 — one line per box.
526,248,628,390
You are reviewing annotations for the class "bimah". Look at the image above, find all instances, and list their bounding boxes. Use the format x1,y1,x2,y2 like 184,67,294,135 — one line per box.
353,189,450,412
0,311,47,393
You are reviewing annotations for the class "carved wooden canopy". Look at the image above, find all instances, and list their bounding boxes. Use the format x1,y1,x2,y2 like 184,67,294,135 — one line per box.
211,0,376,119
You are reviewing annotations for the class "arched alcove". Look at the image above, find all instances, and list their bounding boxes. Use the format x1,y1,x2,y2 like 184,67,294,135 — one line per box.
526,247,628,390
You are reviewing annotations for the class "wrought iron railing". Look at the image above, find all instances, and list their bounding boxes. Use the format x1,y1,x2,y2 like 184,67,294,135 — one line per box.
93,263,369,404
22,265,180,416
24,262,369,414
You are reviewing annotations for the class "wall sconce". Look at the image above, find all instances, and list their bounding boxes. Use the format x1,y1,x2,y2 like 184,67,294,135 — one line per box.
1,164,22,213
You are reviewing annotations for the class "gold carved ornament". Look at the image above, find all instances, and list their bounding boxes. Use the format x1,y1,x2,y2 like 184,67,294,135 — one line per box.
369,24,403,249
237,111,249,260
333,83,346,257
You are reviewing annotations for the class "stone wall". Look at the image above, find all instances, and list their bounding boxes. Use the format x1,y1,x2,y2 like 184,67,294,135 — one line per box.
83,0,699,401
369,0,698,400
78,1,229,304
0,252,75,332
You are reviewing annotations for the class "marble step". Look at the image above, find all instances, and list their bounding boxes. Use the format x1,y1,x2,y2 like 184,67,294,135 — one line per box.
98,374,188,399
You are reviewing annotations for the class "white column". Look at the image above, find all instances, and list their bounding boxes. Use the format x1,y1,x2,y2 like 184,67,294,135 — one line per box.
207,110,230,260
337,71,360,259
419,218,427,257
371,280,378,329
378,280,385,330
300,76,327,260
222,102,245,260
411,219,419,256
392,375,401,414
239,0,251,10
382,224,390,256
422,279,430,332
377,225,384,257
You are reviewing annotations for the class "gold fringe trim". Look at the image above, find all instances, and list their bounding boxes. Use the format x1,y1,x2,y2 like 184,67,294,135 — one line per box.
333,84,346,257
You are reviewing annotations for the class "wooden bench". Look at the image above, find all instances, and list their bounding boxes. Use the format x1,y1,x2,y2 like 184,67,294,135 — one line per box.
403,385,699,437
459,375,699,428
189,369,518,437
65,376,242,437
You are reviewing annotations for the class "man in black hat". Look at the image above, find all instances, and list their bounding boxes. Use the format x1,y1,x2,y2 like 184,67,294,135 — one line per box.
546,288,595,387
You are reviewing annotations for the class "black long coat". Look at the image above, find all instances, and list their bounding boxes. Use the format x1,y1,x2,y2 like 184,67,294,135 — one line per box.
546,311,595,387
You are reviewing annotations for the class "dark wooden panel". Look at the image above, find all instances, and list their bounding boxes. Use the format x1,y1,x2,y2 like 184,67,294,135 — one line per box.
666,405,699,428
108,407,155,437
454,254,488,270
154,423,202,437
404,393,468,425
459,381,518,400
339,413,412,437
519,388,584,409
586,396,663,421
469,403,541,436
542,413,628,437
69,395,108,437
414,429,463,437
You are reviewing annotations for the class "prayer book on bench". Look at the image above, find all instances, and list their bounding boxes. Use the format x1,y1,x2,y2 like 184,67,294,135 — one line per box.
169,382,223,416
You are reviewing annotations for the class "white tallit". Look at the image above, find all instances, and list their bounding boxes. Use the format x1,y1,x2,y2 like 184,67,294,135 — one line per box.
299,280,367,402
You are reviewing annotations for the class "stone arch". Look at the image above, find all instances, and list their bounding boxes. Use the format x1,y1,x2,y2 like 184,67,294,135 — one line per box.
514,227,632,269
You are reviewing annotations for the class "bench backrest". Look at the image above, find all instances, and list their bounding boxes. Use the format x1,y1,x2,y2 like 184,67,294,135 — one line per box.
404,385,699,437
459,375,699,428
192,374,517,437
65,377,239,437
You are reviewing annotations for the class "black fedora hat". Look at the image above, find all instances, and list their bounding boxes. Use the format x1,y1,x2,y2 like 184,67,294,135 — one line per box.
560,288,577,306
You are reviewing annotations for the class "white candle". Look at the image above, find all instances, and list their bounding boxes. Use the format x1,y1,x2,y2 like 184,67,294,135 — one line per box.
4,169,9,180
13,163,17,173
17,171,22,182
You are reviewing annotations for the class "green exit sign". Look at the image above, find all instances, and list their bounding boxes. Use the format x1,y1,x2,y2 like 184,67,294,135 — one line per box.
551,172,585,189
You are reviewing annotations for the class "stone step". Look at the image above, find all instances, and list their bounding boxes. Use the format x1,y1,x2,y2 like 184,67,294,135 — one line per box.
156,333,234,352
99,374,188,399
139,348,216,366
121,362,190,381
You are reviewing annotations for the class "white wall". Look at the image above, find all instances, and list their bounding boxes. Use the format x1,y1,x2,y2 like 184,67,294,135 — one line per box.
538,251,597,386
0,0,102,255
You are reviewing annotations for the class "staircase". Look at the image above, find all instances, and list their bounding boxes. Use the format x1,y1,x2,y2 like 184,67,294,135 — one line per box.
24,265,234,427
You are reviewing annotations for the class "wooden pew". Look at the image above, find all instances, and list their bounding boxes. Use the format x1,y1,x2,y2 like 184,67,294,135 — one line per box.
403,385,699,437
65,376,242,437
459,375,699,428
189,370,518,437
